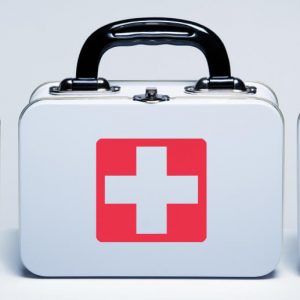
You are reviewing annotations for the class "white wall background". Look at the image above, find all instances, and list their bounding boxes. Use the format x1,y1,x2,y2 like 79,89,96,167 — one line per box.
0,0,300,233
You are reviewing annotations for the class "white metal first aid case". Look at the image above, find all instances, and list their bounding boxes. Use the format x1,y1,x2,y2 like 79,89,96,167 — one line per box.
19,18,283,277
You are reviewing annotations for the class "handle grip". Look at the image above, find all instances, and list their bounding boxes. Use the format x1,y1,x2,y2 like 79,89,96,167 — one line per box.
54,18,247,92
76,17,231,79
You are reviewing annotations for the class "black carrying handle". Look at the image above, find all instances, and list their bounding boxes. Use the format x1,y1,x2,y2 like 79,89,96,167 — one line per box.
58,18,246,91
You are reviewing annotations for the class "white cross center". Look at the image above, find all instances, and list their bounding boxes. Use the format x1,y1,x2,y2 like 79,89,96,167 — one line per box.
105,147,198,234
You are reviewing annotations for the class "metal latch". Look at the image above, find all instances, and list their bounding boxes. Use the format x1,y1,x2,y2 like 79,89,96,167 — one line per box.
133,88,170,103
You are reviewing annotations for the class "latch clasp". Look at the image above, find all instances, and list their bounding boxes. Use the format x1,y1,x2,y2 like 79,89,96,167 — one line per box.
133,88,170,103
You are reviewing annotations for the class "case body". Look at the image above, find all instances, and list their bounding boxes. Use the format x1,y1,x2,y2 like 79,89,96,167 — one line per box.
19,80,283,277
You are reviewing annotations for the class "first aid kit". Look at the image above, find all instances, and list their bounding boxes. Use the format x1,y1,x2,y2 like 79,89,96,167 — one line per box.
19,18,283,277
